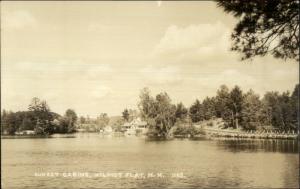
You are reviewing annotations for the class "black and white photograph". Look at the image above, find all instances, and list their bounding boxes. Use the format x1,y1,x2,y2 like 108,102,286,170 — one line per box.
1,1,299,188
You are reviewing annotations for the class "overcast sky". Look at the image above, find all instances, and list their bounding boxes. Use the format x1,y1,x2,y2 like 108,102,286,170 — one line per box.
1,1,298,117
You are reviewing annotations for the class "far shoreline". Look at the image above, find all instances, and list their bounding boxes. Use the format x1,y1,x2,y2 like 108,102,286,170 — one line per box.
1,130,298,140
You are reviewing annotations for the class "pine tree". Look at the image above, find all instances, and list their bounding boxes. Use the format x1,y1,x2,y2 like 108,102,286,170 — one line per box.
189,99,204,123
215,85,232,127
241,90,264,130
175,102,188,121
229,86,244,129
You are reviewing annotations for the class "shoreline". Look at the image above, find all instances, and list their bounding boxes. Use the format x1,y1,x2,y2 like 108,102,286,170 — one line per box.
2,131,298,140
202,128,299,140
1,135,51,139
1,134,76,139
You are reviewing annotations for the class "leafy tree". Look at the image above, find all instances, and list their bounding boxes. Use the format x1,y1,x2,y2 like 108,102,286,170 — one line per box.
138,88,159,136
217,0,299,61
56,109,77,133
189,99,204,123
138,88,157,120
277,91,295,131
241,90,265,130
79,116,86,124
261,91,296,131
64,109,78,133
138,88,176,137
28,97,54,135
109,116,125,132
1,111,18,135
154,92,177,136
122,109,130,121
172,122,204,137
124,109,139,121
19,111,35,131
96,113,110,130
1,110,8,134
290,84,299,130
57,117,70,133
262,91,281,128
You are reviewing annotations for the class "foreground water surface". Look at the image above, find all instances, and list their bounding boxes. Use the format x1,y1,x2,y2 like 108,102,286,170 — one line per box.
1,133,299,188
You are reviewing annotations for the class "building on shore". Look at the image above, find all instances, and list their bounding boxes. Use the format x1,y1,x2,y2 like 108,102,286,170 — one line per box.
122,118,148,135
15,130,35,135
103,125,113,134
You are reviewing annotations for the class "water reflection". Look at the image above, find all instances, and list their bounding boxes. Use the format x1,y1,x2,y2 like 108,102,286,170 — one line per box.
1,134,299,188
215,138,299,153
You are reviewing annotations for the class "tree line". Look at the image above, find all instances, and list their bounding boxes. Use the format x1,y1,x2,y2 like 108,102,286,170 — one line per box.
77,113,110,132
1,97,78,135
2,84,298,136
138,84,299,137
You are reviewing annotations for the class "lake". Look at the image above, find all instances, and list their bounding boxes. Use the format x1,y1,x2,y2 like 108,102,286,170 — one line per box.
1,133,299,188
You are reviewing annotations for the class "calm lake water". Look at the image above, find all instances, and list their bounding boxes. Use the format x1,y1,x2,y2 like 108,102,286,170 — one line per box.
2,133,299,188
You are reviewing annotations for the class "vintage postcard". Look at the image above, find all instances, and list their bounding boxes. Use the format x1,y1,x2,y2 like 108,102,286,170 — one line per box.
1,1,299,189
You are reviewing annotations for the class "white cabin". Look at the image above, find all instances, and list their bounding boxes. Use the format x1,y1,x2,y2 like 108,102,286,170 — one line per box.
104,125,113,134
16,130,35,135
122,118,148,135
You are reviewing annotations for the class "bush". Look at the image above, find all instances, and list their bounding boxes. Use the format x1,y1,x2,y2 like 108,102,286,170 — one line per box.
172,124,205,136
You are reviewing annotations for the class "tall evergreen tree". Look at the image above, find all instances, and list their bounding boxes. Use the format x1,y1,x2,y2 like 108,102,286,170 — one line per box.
215,85,232,127
202,97,216,120
261,91,295,131
189,99,204,123
122,109,130,121
229,86,244,129
175,102,188,121
241,90,265,130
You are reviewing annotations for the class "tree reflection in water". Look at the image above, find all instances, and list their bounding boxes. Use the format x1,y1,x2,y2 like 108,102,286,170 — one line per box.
215,139,298,153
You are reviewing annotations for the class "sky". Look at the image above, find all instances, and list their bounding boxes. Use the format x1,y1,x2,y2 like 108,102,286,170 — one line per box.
1,1,299,117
